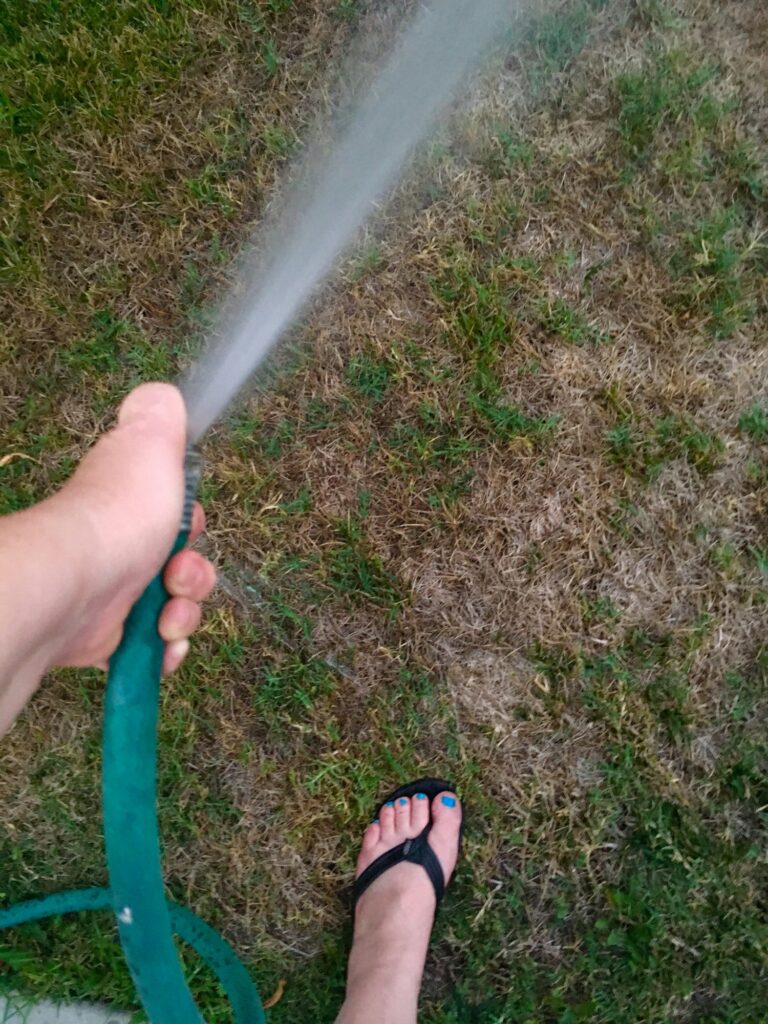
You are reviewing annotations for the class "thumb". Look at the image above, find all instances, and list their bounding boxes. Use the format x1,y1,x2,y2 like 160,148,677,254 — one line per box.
67,383,188,575
117,381,188,441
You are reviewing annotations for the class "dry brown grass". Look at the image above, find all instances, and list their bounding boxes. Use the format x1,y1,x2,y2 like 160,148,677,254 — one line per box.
2,0,767,1019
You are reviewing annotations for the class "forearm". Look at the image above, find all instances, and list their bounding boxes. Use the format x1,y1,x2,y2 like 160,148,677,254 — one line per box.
0,494,91,734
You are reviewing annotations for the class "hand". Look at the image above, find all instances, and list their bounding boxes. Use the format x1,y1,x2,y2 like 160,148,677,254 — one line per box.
0,382,217,733
50,383,216,675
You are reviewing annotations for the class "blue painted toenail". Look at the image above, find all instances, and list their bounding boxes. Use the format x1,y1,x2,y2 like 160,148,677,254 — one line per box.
416,792,427,800
385,801,395,807
398,797,408,805
441,795,457,808
373,818,379,825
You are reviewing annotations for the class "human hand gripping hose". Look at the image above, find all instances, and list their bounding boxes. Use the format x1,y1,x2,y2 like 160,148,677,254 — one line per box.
0,2,512,1019
0,448,265,1024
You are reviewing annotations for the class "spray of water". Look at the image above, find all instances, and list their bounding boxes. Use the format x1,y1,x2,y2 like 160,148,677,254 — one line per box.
182,0,512,443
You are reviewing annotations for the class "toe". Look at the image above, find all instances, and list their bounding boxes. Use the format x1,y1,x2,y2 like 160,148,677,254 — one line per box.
379,800,396,840
432,791,460,823
361,820,381,853
428,792,462,883
394,795,411,834
411,790,430,832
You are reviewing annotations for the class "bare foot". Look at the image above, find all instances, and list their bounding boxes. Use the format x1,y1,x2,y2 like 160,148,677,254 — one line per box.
336,791,462,1024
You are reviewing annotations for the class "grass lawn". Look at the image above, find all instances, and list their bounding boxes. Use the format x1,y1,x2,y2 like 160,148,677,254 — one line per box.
1,0,767,1021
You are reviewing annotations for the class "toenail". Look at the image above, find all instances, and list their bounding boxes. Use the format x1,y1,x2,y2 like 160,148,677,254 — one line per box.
441,795,457,808
398,797,408,805
385,801,394,807
373,818,379,824
416,792,427,799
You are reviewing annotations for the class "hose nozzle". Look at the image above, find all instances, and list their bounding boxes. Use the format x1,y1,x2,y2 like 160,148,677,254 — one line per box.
182,448,203,532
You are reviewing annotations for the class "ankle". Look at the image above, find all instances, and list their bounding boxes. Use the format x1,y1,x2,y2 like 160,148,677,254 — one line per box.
348,924,429,981
341,959,421,1024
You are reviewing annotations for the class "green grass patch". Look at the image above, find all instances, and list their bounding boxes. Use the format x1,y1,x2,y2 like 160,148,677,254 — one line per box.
739,402,768,443
606,413,724,480
613,44,766,338
489,129,536,176
64,310,172,380
324,516,404,616
536,296,611,345
255,653,337,727
523,0,609,90
0,1,204,279
668,207,764,338
434,263,560,444
345,352,392,405
617,50,720,162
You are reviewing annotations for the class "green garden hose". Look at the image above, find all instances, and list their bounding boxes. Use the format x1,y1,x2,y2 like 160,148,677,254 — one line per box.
0,454,265,1024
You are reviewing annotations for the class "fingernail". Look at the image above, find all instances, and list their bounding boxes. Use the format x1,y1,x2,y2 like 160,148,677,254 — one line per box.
441,795,457,808
119,383,182,427
416,792,427,800
385,801,394,808
170,637,189,659
164,638,190,673
398,797,408,806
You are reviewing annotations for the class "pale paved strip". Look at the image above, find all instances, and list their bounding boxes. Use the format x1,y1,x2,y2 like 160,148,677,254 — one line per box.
0,996,131,1024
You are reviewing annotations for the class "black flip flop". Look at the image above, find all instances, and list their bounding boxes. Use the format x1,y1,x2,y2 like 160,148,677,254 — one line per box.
352,777,462,912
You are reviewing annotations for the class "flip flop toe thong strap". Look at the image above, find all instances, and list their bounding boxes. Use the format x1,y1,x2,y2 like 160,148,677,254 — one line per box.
352,827,445,909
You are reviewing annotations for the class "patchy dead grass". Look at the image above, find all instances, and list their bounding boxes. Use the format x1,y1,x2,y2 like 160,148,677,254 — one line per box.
1,0,767,1020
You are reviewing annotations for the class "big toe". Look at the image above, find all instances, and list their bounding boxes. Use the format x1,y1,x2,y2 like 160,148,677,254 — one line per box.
429,792,462,883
